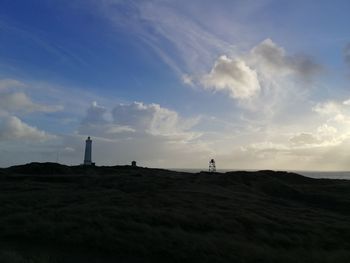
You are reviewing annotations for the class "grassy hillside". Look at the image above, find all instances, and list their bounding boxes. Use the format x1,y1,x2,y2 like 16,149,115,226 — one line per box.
1,163,350,262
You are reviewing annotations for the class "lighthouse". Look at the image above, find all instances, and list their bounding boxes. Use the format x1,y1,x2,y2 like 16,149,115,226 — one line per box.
83,136,94,166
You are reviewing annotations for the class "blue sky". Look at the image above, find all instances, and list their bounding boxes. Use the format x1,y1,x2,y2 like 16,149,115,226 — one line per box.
1,0,350,170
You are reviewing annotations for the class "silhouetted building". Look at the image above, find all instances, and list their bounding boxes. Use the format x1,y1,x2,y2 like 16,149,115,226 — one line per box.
209,159,216,173
131,161,137,167
83,136,94,166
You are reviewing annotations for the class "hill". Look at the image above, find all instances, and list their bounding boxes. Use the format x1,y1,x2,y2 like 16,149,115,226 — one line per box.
1,163,350,262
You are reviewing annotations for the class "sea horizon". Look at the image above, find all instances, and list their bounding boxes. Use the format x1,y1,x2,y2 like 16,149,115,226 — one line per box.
170,168,350,180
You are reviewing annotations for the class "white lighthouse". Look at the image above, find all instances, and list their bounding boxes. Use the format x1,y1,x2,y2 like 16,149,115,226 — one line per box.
83,136,94,166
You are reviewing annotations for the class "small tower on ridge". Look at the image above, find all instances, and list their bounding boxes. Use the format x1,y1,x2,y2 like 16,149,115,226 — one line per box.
209,159,216,173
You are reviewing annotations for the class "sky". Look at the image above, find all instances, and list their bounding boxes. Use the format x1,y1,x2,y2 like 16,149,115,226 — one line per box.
1,0,350,170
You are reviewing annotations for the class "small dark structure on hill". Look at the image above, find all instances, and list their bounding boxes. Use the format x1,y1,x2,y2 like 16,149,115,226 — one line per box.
131,161,137,167
209,159,216,173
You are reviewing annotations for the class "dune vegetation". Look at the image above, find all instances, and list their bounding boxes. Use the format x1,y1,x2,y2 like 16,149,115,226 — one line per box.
1,163,350,262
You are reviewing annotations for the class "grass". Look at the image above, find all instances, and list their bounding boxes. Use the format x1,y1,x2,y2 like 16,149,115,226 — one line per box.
1,163,350,262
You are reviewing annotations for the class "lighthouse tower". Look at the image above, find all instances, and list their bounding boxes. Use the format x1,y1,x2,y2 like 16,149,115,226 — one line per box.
83,136,93,165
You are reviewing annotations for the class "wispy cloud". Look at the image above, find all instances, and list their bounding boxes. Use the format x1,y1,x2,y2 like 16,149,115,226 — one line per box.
0,18,88,68
92,0,241,75
0,78,25,91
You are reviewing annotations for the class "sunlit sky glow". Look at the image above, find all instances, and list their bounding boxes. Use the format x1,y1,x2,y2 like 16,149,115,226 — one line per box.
1,0,350,170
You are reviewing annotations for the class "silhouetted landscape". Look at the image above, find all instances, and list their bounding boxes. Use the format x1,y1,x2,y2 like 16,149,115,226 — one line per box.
1,163,350,262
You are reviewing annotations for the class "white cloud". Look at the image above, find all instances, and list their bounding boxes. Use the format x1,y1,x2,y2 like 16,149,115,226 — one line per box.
111,102,199,137
289,133,321,146
313,99,350,124
81,101,108,124
288,124,339,148
201,56,260,100
343,99,350,105
317,124,337,137
0,92,63,113
313,101,341,115
0,78,64,115
0,116,55,141
79,101,134,137
195,39,321,106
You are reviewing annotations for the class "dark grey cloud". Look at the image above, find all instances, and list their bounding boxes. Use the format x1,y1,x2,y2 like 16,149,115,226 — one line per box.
289,54,322,79
252,39,322,80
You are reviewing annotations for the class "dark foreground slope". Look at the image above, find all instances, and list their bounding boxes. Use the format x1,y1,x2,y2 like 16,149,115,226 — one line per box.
1,163,350,262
